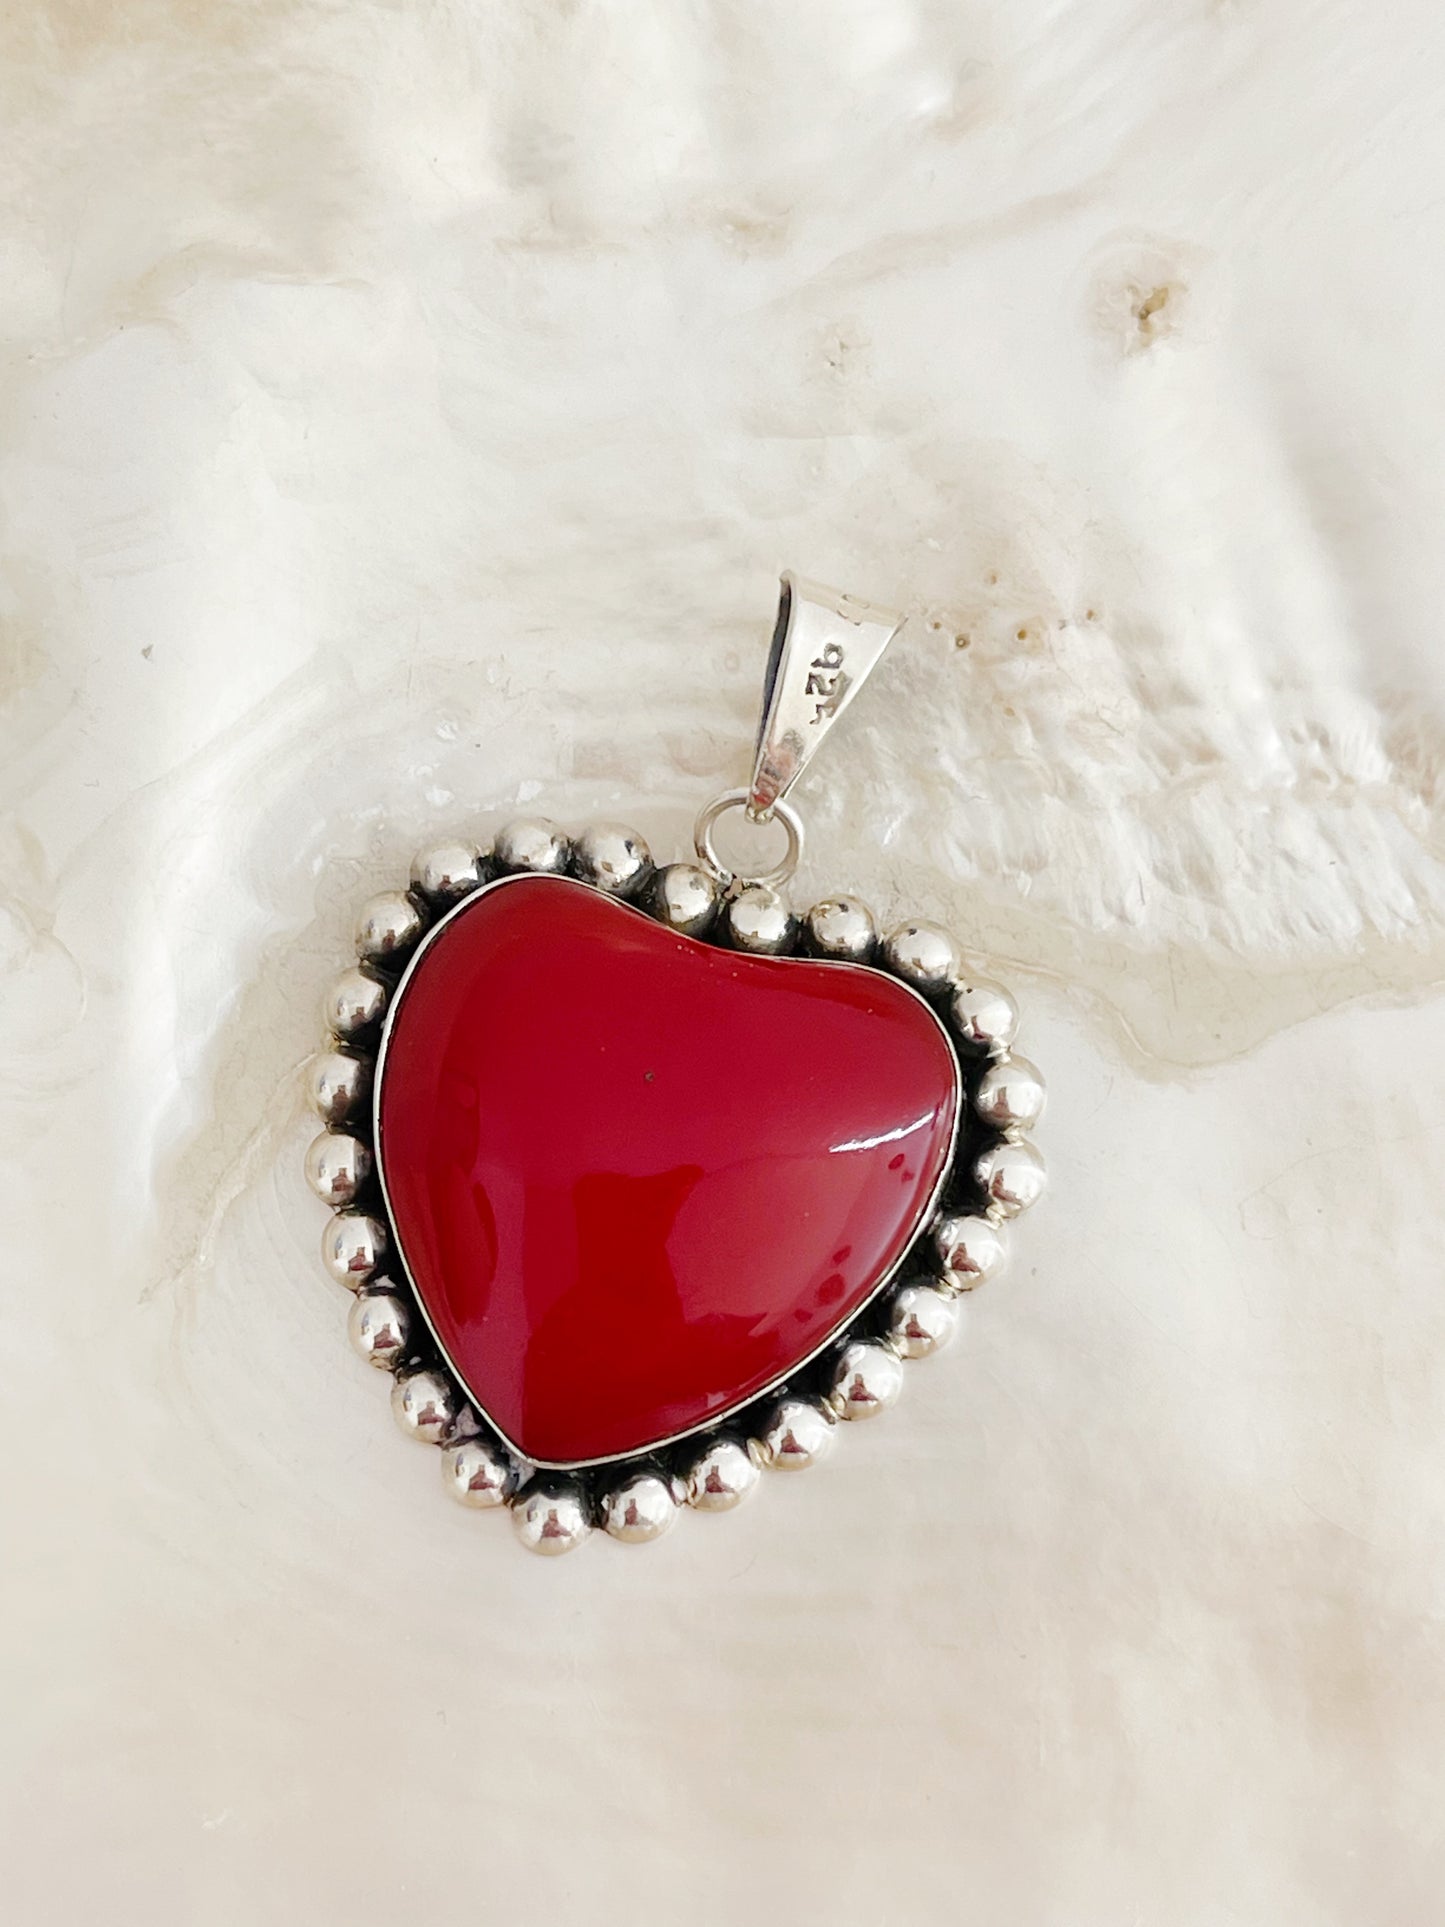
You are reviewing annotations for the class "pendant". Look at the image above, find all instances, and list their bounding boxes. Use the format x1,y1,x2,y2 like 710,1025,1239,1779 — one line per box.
304,574,1046,1553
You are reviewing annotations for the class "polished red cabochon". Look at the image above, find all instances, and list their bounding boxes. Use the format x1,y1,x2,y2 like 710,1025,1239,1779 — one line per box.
375,875,959,1466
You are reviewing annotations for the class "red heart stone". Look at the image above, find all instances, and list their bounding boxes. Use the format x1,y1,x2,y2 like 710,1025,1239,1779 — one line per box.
375,874,959,1466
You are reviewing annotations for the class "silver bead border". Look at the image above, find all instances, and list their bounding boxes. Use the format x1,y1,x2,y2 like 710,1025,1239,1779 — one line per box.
304,819,1045,1554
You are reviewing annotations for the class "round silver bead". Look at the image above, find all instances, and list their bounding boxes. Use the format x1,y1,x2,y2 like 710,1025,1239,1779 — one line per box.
882,919,960,991
305,1048,371,1127
951,977,1020,1055
975,1138,1047,1217
512,1484,591,1556
757,1397,835,1471
650,861,720,936
600,1472,678,1544
391,1367,459,1444
931,1211,1007,1290
441,1435,514,1509
888,1280,960,1359
975,1053,1046,1132
571,823,653,898
304,1130,372,1208
355,891,425,966
322,964,388,1040
410,840,484,906
684,1437,761,1512
726,883,795,955
494,817,569,875
347,1288,412,1371
829,1339,905,1420
320,1211,388,1291
806,896,877,962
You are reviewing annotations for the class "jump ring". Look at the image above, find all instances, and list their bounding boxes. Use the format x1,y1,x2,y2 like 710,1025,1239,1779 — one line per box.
693,789,804,890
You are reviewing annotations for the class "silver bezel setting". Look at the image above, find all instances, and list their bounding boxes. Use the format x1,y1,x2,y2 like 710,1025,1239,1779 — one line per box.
304,819,1045,1553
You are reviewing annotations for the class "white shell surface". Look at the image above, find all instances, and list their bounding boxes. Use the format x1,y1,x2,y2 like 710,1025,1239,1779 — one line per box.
5,5,1444,1922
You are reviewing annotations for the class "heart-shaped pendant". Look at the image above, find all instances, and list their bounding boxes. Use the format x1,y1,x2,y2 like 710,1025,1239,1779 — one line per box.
304,575,1047,1553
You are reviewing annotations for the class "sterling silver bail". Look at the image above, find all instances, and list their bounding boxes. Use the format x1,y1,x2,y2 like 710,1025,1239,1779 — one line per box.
694,571,905,887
